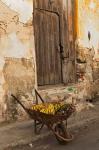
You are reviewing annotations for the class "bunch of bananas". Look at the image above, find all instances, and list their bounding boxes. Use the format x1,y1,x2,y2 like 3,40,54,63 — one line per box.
32,103,63,115
40,104,55,115
32,103,45,111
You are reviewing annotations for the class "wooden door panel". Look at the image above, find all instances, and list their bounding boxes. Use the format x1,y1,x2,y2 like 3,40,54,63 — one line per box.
34,10,62,85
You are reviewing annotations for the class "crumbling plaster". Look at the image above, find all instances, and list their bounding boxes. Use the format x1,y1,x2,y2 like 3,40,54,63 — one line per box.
0,0,36,121
76,0,99,102
77,0,99,60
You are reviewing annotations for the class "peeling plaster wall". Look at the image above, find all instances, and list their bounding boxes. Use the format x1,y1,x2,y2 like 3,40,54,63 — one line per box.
2,0,33,23
0,0,36,122
77,0,99,60
76,0,99,98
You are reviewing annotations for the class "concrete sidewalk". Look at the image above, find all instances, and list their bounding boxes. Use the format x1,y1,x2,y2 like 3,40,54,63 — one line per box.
0,101,99,150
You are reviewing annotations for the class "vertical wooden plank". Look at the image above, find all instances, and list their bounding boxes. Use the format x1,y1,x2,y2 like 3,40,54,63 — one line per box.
49,14,55,84
53,15,56,84
38,11,44,85
44,12,50,85
34,10,40,85
54,15,61,84
68,0,74,60
62,10,69,58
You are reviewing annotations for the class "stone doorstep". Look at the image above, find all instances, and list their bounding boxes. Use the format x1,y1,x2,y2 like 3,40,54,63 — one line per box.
37,84,77,102
38,84,76,93
1,102,99,150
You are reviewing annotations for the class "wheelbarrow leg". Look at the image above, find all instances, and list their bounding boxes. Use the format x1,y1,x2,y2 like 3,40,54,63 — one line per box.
65,119,68,129
34,120,44,134
34,120,37,134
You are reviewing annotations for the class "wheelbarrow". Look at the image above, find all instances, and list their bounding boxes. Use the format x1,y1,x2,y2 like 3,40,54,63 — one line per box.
11,90,75,144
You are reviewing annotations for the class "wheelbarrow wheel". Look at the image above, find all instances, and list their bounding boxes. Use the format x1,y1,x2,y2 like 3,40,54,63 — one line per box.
54,123,73,145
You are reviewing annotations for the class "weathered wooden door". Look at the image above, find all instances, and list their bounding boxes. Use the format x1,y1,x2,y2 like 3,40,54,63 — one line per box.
33,0,75,86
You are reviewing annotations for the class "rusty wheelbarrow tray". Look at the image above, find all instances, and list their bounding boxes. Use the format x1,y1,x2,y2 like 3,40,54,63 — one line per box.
11,90,75,144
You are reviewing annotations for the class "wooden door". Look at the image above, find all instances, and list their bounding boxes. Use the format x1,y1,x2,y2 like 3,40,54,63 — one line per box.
34,0,62,86
33,0,76,86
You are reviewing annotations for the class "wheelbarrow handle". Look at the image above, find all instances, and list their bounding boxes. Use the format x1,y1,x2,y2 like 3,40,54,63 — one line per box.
11,94,28,112
35,89,44,103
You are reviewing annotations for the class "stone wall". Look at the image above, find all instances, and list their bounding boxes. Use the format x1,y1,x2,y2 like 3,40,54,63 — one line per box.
76,46,99,99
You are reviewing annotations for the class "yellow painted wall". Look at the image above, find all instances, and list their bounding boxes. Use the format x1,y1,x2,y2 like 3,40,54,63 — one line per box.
78,0,99,60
